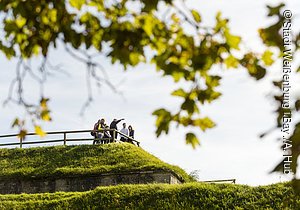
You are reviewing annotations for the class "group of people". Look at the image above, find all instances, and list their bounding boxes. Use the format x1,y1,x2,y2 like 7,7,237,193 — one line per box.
91,118,135,145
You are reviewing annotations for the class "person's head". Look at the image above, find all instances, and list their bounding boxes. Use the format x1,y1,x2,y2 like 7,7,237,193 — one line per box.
128,125,133,131
123,123,126,128
113,119,117,122
100,118,105,123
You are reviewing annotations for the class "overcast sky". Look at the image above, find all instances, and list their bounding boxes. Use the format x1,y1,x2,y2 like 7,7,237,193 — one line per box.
0,0,299,186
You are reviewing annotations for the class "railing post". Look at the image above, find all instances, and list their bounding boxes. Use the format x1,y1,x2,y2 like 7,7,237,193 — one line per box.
113,129,116,142
63,132,67,145
20,137,23,148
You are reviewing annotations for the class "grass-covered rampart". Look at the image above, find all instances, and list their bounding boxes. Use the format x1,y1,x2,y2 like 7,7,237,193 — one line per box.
0,182,299,209
0,143,192,181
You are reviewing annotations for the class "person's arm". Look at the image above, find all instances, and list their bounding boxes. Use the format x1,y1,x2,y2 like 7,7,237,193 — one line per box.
116,118,124,124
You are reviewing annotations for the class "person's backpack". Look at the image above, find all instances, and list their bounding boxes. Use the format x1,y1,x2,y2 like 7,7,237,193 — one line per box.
90,131,95,137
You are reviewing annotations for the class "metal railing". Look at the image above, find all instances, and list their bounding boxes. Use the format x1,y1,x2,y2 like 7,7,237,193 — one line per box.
0,129,140,148
201,179,236,184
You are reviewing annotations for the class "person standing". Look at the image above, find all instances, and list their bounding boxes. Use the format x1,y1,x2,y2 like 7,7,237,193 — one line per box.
109,118,124,140
93,118,105,144
128,125,134,139
92,119,101,145
120,123,129,142
103,125,111,144
128,125,135,144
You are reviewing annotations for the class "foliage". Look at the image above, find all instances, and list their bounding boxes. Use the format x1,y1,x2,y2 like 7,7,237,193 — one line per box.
0,182,299,209
0,0,273,146
256,4,300,190
0,143,193,182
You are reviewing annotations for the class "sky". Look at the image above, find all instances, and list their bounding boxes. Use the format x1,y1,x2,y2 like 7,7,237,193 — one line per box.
0,0,300,186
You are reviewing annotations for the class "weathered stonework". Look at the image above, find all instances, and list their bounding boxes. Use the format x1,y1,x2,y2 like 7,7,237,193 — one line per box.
0,170,183,194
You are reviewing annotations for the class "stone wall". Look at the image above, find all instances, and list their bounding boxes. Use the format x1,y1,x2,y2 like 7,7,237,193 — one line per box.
0,170,183,194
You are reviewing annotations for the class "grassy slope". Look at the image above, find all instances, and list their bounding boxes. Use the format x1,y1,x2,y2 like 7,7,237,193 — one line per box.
0,143,193,181
0,182,299,209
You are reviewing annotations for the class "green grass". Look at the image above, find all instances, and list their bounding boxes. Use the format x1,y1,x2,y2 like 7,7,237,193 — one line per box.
0,182,299,209
1,144,299,209
0,143,193,182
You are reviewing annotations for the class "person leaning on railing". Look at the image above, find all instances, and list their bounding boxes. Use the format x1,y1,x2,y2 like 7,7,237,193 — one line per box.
103,125,112,143
92,118,106,145
109,118,124,140
120,123,128,142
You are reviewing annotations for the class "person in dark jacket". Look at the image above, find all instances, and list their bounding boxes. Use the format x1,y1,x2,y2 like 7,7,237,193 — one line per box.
92,119,100,145
128,125,134,139
128,125,135,144
109,118,124,140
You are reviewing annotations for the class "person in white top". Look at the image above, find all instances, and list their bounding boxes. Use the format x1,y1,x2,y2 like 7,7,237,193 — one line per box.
120,123,129,142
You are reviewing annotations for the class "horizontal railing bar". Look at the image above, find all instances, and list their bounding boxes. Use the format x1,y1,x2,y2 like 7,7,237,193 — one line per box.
0,142,22,146
22,139,64,145
0,138,114,146
0,129,119,138
116,131,140,143
0,139,64,147
201,179,236,183
66,138,98,142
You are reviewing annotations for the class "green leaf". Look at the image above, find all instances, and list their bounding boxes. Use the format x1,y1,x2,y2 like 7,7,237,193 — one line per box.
171,88,186,97
89,0,104,11
191,10,201,23
35,125,46,137
224,31,241,50
186,132,200,149
242,53,266,80
41,15,50,25
40,98,49,109
70,0,85,10
129,52,141,66
267,3,285,17
41,110,51,121
205,75,221,88
258,24,282,49
15,16,26,28
32,45,40,55
143,15,153,37
171,71,185,82
262,50,274,66
224,55,239,68
181,98,198,115
215,12,227,32
11,118,20,128
142,0,159,12
49,9,58,22
17,129,27,139
152,109,172,137
193,117,215,131
171,13,180,23
0,41,16,59
249,64,266,80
